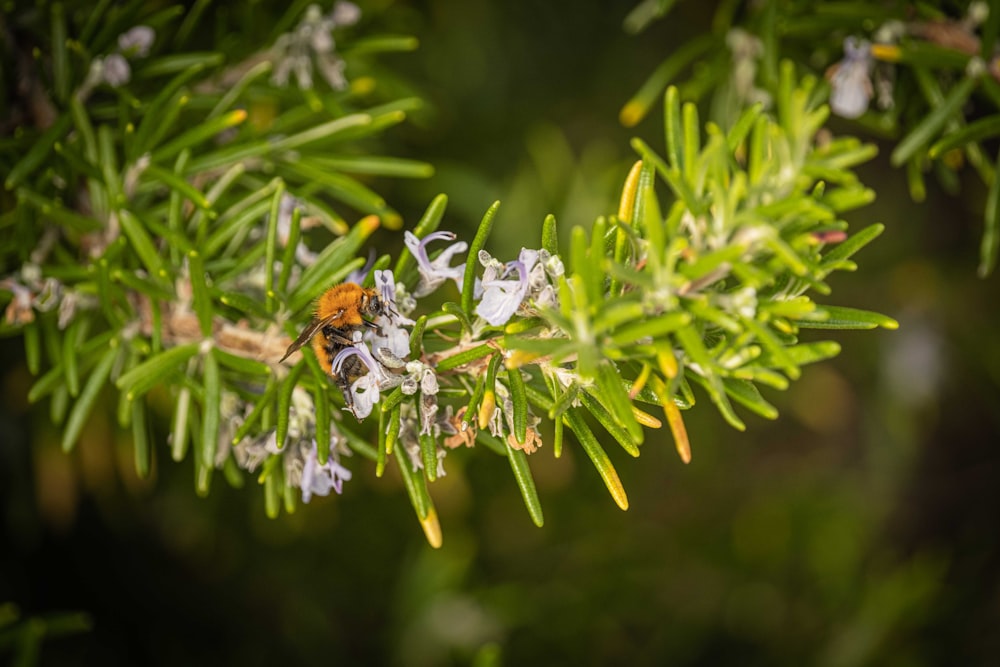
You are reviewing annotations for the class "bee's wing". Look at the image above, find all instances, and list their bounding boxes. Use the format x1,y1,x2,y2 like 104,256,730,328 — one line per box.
278,309,344,363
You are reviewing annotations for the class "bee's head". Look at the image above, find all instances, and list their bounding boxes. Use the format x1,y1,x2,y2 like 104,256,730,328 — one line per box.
363,289,384,317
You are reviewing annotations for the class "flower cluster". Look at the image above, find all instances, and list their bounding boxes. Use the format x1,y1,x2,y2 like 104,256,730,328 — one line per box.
79,25,155,96
233,387,353,502
271,2,361,90
827,3,997,120
475,248,563,327
286,229,563,491
1,263,93,329
328,269,417,419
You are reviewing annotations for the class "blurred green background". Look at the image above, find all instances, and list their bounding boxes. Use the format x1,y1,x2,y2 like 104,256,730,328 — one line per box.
3,1,1000,665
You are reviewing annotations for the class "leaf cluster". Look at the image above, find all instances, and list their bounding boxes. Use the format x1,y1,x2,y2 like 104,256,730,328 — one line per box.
621,0,1000,276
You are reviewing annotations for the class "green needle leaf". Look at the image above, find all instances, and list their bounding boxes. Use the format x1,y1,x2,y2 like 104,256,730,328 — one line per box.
187,250,214,336
270,112,373,152
61,319,82,397
664,86,683,171
505,368,528,444
462,200,500,316
119,209,168,283
420,430,438,482
62,344,118,452
315,384,331,464
577,389,640,457
821,223,884,267
563,410,629,511
265,181,286,313
5,115,71,190
231,380,277,447
434,343,494,372
506,446,544,527
408,315,428,360
132,399,151,478
51,4,69,102
541,213,559,256
801,305,899,330
929,114,1000,159
201,349,221,468
151,109,248,164
981,148,1000,277
609,312,691,346
891,75,979,167
142,165,213,211
131,63,206,159
116,343,200,400
596,361,643,445
396,452,432,520
722,378,778,420
620,35,714,127
171,386,192,462
308,154,433,179
276,363,305,450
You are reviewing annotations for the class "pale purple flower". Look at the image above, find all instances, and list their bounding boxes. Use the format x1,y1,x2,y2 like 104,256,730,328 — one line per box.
475,248,538,326
474,250,504,298
317,54,347,90
270,3,355,90
369,322,409,363
402,430,423,472
364,269,412,359
419,367,439,395
404,231,467,297
348,372,381,419
332,1,362,27
332,340,399,419
118,25,155,58
420,393,439,436
234,430,282,472
830,37,873,119
300,439,353,502
488,404,504,438
101,54,131,87
376,269,414,325
292,54,313,89
277,194,318,267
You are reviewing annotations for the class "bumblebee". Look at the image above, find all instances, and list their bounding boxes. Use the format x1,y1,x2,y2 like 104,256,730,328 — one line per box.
279,282,388,408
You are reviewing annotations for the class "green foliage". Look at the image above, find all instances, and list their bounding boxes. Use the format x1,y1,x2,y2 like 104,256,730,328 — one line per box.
621,0,1000,276
0,1,891,547
0,603,91,666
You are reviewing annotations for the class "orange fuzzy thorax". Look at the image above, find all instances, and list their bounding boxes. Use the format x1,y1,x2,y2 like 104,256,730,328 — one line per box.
315,283,369,327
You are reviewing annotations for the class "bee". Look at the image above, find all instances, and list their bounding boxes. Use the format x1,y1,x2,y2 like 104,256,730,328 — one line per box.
279,282,388,410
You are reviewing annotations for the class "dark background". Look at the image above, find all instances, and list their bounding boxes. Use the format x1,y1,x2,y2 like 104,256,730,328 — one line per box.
3,1,1000,665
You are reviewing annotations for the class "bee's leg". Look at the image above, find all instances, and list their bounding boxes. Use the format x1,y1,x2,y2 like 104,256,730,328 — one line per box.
336,372,360,419
322,326,356,347
362,319,385,337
